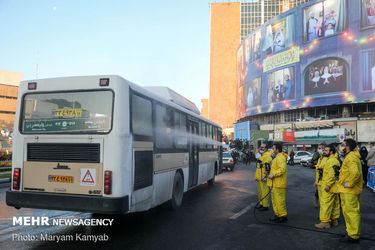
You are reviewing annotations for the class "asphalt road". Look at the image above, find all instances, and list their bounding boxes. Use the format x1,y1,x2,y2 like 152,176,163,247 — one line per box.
0,163,374,250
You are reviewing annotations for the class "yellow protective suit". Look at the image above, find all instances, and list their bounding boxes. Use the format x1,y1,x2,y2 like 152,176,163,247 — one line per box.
338,150,363,240
254,151,272,207
320,154,341,223
267,152,287,217
315,155,328,208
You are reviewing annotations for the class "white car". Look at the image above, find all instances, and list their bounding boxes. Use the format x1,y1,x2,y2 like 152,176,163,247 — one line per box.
288,151,312,165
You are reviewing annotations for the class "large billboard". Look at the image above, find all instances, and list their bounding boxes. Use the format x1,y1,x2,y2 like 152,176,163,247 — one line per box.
237,0,375,118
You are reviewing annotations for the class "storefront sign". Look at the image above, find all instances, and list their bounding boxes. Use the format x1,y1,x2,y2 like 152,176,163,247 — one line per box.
294,128,345,142
263,47,300,72
283,131,295,142
274,131,283,141
234,121,250,140
335,121,357,140
358,120,375,142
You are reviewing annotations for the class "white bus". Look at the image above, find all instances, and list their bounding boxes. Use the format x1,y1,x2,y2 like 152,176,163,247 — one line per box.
6,75,222,214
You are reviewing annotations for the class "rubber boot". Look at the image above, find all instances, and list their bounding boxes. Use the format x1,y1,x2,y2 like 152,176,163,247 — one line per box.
331,219,339,227
315,222,331,229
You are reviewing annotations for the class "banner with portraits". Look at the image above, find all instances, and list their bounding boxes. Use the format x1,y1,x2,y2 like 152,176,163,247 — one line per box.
245,29,261,64
245,77,262,110
267,67,295,104
362,50,375,91
304,58,347,96
361,0,375,29
303,0,346,42
263,14,294,55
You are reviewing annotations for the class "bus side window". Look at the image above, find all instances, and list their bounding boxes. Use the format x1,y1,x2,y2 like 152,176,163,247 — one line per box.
213,127,218,149
207,124,213,149
132,94,153,137
174,112,187,149
200,122,206,149
155,104,174,149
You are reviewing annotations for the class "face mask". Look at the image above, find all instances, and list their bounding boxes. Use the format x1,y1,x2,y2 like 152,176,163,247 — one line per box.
318,149,323,155
259,150,265,154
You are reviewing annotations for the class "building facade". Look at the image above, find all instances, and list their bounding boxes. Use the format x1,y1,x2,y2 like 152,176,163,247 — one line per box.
237,0,375,149
209,1,311,135
0,69,22,130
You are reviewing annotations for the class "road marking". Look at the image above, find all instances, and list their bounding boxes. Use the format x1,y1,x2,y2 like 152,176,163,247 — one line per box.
229,202,256,220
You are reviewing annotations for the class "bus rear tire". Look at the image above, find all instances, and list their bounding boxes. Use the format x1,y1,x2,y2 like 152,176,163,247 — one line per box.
169,171,184,210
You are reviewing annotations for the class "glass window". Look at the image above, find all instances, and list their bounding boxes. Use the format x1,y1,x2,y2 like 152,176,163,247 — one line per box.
132,95,152,137
174,112,187,149
200,122,206,149
207,125,213,149
155,104,174,149
22,90,113,133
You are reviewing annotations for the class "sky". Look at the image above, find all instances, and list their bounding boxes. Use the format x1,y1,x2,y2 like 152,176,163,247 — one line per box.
0,0,212,109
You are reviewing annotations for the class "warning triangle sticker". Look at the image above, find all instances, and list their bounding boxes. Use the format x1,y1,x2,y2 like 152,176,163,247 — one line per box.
82,170,94,183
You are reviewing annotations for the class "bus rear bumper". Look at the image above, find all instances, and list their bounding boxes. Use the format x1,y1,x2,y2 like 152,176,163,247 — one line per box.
6,191,129,214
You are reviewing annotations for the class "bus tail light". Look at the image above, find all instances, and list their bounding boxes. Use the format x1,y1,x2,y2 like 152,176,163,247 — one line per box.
99,78,109,87
104,170,112,195
13,168,21,190
28,82,37,90
230,159,234,163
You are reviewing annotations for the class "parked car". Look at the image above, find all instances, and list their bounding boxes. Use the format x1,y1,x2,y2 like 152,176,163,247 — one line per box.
222,152,235,171
300,156,313,167
287,151,312,164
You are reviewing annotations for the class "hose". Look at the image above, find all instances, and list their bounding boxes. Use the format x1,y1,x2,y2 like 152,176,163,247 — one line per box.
252,179,375,242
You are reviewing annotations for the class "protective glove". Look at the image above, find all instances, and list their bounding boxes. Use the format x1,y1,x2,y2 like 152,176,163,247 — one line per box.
324,185,330,192
343,182,349,188
268,174,274,180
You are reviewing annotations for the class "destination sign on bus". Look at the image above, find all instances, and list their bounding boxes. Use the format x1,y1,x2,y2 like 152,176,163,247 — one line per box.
54,108,83,118
22,117,111,133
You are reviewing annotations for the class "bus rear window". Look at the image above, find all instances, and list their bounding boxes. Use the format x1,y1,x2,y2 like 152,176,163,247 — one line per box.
21,90,113,133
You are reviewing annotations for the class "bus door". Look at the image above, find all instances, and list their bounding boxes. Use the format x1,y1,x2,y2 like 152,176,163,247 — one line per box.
188,121,199,188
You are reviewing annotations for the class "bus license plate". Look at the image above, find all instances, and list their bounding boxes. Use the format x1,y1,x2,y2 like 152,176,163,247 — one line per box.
48,175,73,183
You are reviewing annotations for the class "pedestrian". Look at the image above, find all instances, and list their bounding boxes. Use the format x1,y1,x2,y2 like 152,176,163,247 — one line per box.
254,143,273,211
315,144,341,229
268,143,288,223
289,150,295,165
313,143,328,208
338,139,363,243
365,142,375,183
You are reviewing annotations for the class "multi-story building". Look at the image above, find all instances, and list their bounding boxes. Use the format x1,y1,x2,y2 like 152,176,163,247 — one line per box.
236,0,375,150
209,0,311,136
0,69,23,130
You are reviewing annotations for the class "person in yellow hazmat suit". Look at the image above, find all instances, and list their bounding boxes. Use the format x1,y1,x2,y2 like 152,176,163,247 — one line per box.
267,143,288,223
313,143,328,209
254,143,273,211
338,139,363,243
315,144,341,229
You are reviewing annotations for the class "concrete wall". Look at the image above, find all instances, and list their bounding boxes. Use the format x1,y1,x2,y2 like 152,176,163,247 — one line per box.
209,2,240,129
